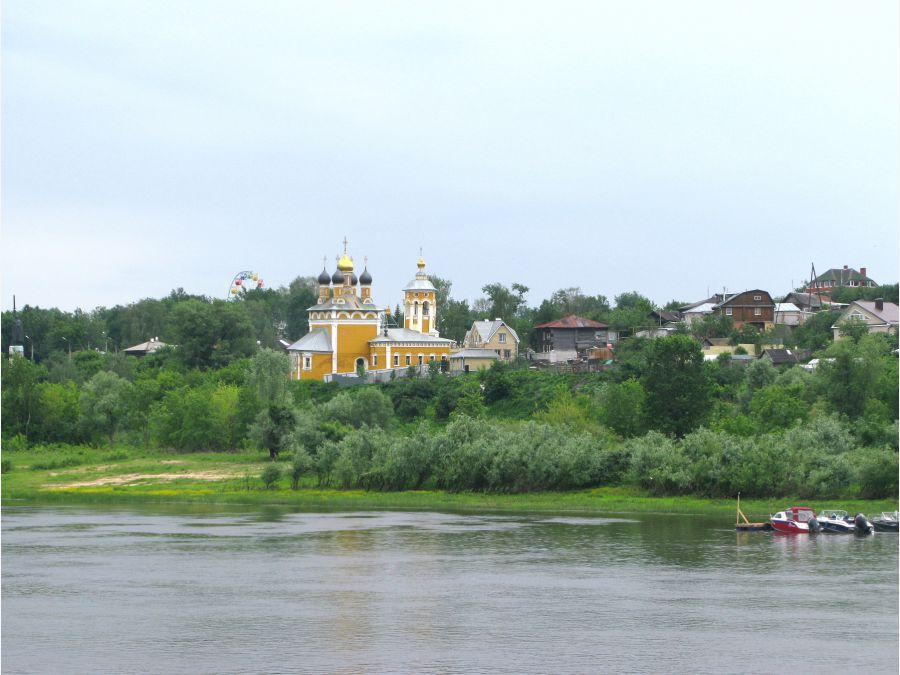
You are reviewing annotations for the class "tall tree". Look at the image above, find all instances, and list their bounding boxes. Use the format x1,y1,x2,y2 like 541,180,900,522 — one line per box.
642,334,710,437
480,283,529,321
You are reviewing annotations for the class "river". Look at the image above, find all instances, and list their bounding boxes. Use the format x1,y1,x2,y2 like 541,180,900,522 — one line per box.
2,505,897,674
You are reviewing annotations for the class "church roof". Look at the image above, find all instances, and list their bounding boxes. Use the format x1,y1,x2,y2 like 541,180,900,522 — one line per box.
369,328,453,345
403,277,436,292
308,294,375,311
286,329,332,353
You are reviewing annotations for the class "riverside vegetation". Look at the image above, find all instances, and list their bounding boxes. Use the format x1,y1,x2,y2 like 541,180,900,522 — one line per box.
2,331,897,509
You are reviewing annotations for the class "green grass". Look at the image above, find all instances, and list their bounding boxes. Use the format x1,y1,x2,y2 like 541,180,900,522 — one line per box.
2,446,897,517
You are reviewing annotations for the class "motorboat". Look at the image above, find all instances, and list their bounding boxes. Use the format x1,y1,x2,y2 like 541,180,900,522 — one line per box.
770,506,820,534
817,510,856,533
871,512,898,533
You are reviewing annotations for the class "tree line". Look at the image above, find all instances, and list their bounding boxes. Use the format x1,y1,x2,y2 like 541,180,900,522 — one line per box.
3,324,896,499
5,277,896,364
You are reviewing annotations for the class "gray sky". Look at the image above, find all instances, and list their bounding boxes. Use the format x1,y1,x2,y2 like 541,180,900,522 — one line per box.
3,0,898,313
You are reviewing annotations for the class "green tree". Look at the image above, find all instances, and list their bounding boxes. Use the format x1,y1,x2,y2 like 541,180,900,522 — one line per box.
169,299,257,369
79,371,134,444
33,381,81,443
642,335,710,437
1,357,45,440
817,334,887,418
598,379,646,438
245,348,292,405
261,463,281,489
480,282,529,322
787,310,841,352
836,317,869,343
249,403,298,459
749,383,807,432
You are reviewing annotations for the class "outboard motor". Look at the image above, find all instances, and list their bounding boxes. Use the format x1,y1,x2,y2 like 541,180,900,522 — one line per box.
807,516,821,534
854,513,874,535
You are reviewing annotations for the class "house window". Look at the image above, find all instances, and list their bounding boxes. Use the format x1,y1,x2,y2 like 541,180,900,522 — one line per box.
418,355,424,366
423,301,430,318
753,295,761,301
429,354,436,361
499,333,506,344
754,308,761,316
413,302,418,318
303,355,312,370
725,308,733,316
372,354,378,367
394,354,400,367
405,354,411,366
503,349,511,358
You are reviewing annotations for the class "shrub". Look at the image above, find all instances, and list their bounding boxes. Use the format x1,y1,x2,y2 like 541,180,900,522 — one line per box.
260,463,281,489
290,450,313,489
1,459,11,474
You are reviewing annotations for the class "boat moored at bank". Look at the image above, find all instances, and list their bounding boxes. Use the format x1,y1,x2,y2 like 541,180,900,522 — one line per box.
871,512,898,533
817,510,856,534
771,506,820,534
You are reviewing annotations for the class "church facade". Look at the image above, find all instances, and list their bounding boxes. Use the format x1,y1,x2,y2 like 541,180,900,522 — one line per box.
288,246,453,381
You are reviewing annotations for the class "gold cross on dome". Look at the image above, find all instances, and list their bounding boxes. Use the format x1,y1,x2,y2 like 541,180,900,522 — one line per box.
343,236,349,254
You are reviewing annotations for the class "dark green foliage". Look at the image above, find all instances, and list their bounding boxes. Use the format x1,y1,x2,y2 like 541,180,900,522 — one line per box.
690,314,734,339
788,310,842,352
150,383,242,451
642,335,711,437
290,450,313,489
79,371,134,444
749,383,807,432
0,459,11,474
597,379,646,438
250,403,298,459
168,299,257,369
386,377,436,421
828,283,899,305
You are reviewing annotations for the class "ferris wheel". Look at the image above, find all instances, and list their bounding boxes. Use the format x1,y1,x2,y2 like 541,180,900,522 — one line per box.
228,271,265,298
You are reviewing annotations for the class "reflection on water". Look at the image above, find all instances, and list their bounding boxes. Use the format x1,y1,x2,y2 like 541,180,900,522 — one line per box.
2,506,898,674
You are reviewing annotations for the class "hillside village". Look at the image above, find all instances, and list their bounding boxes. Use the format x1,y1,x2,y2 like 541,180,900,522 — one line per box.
3,249,898,382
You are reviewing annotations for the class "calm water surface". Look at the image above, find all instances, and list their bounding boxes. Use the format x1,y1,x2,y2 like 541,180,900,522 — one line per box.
2,505,898,674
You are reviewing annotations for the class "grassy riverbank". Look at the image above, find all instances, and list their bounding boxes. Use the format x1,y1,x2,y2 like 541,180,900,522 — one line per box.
2,446,896,517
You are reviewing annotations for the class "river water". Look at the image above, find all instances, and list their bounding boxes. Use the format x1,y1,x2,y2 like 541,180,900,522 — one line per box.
2,505,897,674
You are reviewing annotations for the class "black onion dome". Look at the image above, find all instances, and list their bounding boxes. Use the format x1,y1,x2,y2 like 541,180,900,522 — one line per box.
317,268,331,285
350,272,359,285
331,268,344,284
359,267,372,285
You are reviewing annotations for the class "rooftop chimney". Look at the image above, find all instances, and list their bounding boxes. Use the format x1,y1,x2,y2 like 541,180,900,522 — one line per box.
875,298,883,311
860,267,867,278
843,264,848,270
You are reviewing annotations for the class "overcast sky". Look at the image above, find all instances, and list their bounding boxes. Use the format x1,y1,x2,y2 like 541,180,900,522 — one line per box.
3,1,898,313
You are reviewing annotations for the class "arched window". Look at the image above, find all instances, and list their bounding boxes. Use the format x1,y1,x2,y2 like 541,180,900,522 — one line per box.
423,301,430,318
413,302,419,318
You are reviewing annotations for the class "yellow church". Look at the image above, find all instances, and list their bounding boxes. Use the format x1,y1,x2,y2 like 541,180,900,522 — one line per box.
288,244,454,381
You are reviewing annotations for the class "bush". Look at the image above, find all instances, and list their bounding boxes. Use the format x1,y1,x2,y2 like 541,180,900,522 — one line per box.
4,434,28,453
625,432,692,495
854,447,899,499
1,459,11,474
290,450,313,489
260,463,281,489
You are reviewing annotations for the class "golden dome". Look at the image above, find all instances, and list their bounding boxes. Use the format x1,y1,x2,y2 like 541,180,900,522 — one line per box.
337,254,354,272
417,257,426,268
